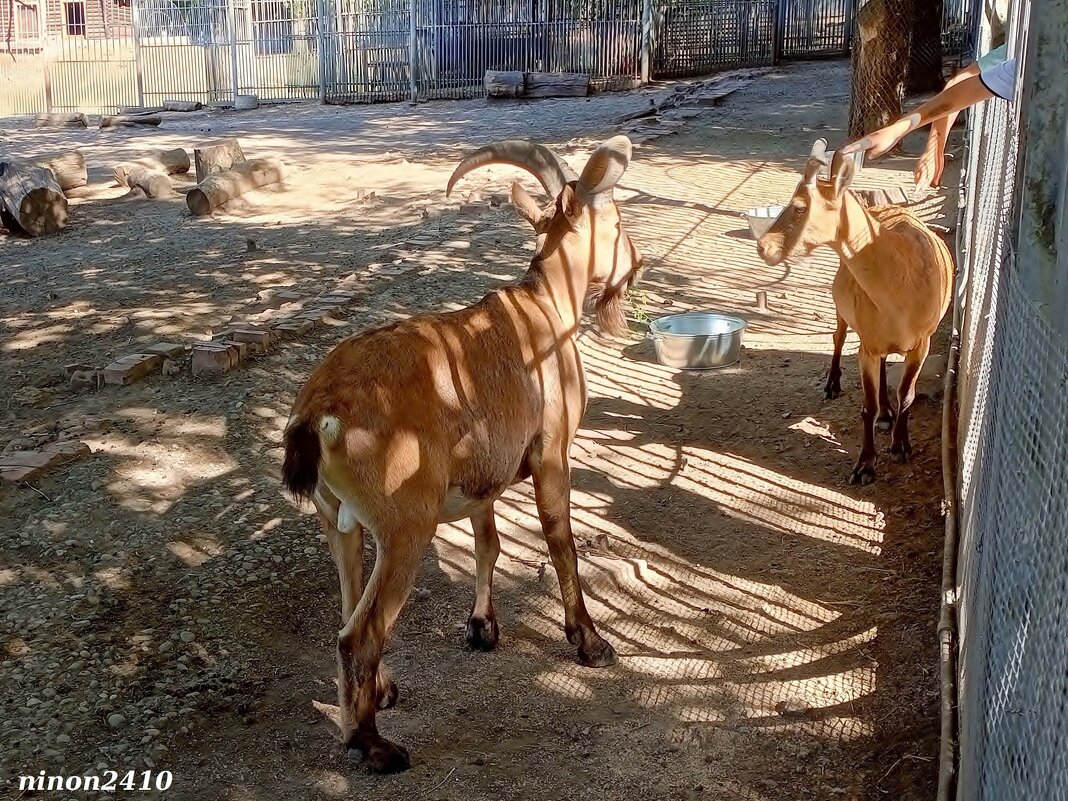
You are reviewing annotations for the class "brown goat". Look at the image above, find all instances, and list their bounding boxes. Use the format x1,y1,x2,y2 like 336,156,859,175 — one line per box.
282,136,642,773
756,139,953,484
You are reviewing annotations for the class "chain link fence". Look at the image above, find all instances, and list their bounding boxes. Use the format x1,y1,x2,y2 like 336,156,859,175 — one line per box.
952,0,1068,798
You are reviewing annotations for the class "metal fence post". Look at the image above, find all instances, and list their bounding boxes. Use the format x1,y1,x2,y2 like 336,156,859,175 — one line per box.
773,0,788,64
409,0,418,102
641,0,652,84
131,0,146,108
227,0,240,103
316,0,329,103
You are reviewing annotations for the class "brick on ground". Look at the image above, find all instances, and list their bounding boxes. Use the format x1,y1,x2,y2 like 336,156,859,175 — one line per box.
273,320,313,337
222,340,250,362
0,441,90,483
229,328,273,353
192,343,237,376
143,342,186,358
104,354,163,386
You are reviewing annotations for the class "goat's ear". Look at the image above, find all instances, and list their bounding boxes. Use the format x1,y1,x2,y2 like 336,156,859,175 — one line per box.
803,157,823,187
510,182,544,229
830,150,856,197
559,183,582,220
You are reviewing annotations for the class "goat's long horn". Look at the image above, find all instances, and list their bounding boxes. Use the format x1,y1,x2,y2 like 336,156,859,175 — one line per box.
810,138,829,162
577,135,632,205
447,140,577,199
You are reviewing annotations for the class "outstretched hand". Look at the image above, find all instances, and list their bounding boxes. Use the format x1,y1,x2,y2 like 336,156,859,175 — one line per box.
841,118,915,160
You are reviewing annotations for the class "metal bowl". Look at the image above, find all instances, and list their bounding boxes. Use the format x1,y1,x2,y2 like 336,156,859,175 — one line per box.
648,312,747,369
744,205,785,239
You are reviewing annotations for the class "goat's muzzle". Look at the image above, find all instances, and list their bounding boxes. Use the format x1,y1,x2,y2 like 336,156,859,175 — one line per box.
756,233,786,266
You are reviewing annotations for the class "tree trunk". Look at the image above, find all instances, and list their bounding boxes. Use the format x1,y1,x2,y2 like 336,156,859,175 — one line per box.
123,168,172,198
848,0,913,139
0,161,69,236
113,149,191,186
907,0,945,94
34,113,88,128
193,138,246,182
99,114,163,128
33,151,88,191
186,158,286,216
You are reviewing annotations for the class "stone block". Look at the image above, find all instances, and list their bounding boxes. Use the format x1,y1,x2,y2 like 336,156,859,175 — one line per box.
103,354,162,386
191,344,235,376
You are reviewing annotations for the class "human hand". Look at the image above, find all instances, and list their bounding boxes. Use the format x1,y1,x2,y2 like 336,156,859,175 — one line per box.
914,133,946,191
841,118,914,159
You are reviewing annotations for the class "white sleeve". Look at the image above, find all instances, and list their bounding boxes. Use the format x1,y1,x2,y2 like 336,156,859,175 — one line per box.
979,58,1017,101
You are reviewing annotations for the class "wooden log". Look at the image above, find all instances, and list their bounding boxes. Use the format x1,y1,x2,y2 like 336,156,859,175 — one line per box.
113,148,191,186
523,71,589,99
99,114,163,129
123,167,172,198
163,100,203,112
484,70,525,98
34,112,88,129
25,151,87,191
186,158,285,216
193,138,246,182
119,105,165,115
0,161,69,236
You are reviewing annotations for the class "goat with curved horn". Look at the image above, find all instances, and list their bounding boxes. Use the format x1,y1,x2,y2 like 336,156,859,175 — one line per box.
283,134,643,775
446,139,578,199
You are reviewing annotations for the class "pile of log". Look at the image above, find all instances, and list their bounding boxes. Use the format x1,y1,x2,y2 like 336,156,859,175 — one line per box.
0,160,68,237
485,70,590,99
112,148,191,198
177,138,285,216
615,68,770,144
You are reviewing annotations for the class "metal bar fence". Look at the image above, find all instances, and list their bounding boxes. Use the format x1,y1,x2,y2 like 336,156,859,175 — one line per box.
1,0,980,116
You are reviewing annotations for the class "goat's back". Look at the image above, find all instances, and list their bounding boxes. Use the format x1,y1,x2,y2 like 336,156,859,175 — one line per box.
833,203,954,355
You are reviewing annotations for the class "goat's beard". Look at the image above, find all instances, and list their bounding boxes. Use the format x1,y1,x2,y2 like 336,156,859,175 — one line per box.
586,280,629,337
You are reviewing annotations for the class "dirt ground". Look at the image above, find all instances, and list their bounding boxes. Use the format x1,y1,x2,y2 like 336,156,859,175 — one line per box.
0,60,956,800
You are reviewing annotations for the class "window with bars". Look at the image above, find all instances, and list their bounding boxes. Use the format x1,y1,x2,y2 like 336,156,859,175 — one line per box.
64,0,87,34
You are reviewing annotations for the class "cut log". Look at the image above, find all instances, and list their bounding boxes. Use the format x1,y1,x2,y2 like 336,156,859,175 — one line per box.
34,113,88,129
31,151,87,191
163,100,203,112
113,148,191,186
0,161,69,236
186,157,285,216
99,114,163,129
523,72,589,99
119,105,165,115
193,138,246,182
122,167,172,198
484,70,525,98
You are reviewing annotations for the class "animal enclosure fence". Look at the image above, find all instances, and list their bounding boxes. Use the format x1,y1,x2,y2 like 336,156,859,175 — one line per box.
951,0,1068,798
1,0,978,116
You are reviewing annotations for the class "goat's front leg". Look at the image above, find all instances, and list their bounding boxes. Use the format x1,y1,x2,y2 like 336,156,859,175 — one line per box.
849,348,881,485
825,313,847,399
890,338,931,463
876,357,895,432
531,457,617,668
338,519,434,774
318,499,397,710
466,506,501,651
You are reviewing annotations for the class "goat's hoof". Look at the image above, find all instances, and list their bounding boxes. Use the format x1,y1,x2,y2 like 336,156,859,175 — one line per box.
376,672,399,711
347,736,411,774
465,615,500,651
890,442,912,463
876,415,895,433
824,382,842,400
578,637,618,668
849,462,877,486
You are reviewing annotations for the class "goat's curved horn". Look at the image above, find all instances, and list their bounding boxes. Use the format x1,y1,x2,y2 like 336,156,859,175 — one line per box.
577,135,632,204
447,140,577,199
810,138,829,162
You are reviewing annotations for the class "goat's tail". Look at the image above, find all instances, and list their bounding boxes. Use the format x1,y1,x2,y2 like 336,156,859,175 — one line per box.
282,414,341,502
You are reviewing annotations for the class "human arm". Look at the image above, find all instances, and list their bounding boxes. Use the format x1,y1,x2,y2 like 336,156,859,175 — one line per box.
915,61,982,188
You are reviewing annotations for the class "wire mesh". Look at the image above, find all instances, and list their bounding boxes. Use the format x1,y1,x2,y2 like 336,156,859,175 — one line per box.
779,0,852,56
652,0,774,78
953,2,1068,799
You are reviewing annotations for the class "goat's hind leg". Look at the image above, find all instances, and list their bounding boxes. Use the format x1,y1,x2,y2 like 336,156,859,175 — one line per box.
876,357,895,432
825,313,847,399
317,490,398,711
890,339,931,463
466,506,501,651
338,518,436,774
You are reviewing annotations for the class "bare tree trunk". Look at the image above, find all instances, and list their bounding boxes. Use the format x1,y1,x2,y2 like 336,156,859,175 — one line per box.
907,0,945,94
848,0,913,139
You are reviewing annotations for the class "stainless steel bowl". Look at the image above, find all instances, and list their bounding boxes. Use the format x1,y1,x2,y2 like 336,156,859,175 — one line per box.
744,205,786,239
648,312,747,369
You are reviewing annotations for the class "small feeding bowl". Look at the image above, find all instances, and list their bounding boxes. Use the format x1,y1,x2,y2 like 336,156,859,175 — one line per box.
744,205,785,240
648,312,747,370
